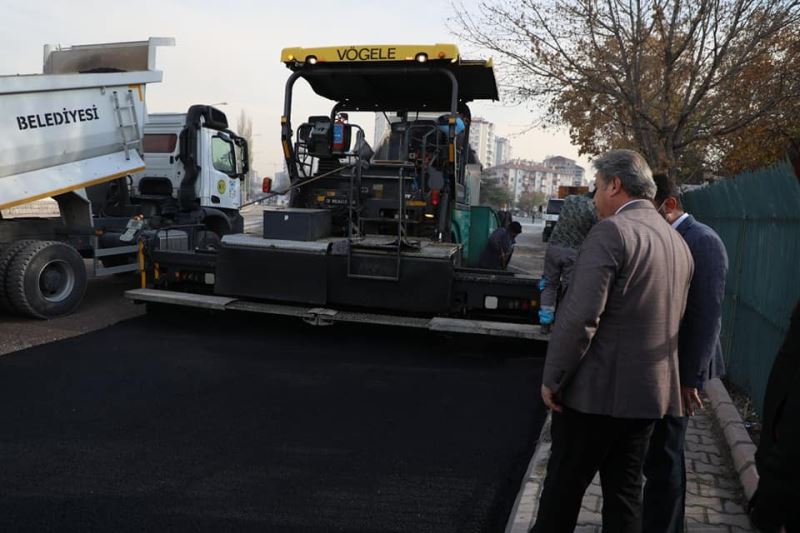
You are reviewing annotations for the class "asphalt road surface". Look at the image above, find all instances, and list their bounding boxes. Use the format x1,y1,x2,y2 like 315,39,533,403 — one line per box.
509,220,546,276
0,310,547,532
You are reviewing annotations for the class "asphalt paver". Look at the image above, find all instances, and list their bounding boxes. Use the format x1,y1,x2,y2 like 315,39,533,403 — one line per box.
0,311,546,532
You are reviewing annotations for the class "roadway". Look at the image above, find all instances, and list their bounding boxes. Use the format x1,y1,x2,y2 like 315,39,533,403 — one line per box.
510,219,546,276
0,210,549,532
0,310,547,532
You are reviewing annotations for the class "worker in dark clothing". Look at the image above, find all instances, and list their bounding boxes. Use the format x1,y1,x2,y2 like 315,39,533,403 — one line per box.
748,138,800,533
479,221,522,270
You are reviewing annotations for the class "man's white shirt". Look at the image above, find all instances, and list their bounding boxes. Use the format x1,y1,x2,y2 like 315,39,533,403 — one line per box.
671,212,690,230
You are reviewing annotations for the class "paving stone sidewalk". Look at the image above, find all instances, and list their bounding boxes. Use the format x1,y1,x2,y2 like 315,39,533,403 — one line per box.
508,396,754,533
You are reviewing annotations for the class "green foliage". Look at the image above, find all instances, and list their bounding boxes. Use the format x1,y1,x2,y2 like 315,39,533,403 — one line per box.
479,177,512,208
517,191,545,212
452,0,800,182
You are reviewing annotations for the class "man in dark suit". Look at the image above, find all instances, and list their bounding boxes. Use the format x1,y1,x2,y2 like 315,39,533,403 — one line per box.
642,174,729,533
532,150,694,533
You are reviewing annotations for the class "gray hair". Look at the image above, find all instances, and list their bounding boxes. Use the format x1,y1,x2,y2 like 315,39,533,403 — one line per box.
593,149,656,199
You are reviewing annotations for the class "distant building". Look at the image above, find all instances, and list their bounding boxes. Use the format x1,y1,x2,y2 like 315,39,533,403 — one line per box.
469,117,495,168
542,155,586,186
482,157,580,204
494,136,511,166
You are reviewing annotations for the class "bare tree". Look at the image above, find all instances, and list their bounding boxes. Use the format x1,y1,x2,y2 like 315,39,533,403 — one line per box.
452,0,800,180
236,110,255,201
236,109,254,172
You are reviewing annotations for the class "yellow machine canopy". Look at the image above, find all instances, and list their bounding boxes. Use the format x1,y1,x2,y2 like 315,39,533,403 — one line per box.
280,44,498,111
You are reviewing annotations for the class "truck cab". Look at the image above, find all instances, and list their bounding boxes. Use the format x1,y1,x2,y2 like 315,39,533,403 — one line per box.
138,114,242,212
115,105,248,239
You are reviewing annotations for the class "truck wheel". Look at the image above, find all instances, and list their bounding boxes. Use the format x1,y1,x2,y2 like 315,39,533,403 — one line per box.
5,241,87,319
0,240,37,314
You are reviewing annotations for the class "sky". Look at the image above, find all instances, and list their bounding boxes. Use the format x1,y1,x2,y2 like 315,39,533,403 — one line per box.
1,0,593,178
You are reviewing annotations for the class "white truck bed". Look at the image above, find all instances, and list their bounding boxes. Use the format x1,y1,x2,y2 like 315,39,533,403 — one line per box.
0,38,171,211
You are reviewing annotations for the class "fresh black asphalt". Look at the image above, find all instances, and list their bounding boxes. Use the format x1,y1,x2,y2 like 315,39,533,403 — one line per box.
0,311,546,532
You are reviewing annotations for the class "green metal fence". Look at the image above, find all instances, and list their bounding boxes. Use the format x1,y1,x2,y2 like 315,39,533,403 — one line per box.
682,159,800,415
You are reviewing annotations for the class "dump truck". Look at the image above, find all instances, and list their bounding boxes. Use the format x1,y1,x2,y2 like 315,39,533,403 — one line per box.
127,44,545,340
0,38,249,318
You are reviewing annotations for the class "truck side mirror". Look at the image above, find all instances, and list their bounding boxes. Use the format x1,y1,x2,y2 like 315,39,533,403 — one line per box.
262,177,272,193
231,135,249,179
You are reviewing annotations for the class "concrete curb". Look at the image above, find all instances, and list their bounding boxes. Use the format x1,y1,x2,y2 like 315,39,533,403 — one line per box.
704,377,759,502
504,379,758,532
505,412,552,533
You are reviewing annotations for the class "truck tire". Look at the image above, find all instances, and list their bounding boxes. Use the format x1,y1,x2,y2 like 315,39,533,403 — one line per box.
0,239,37,314
4,241,87,319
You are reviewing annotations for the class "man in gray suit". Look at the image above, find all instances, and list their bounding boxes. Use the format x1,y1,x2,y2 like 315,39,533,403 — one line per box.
532,150,694,533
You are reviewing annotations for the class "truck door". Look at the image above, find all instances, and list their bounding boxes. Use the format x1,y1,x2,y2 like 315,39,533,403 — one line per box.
199,128,241,210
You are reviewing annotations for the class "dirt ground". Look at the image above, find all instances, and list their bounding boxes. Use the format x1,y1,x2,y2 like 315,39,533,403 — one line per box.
0,267,143,357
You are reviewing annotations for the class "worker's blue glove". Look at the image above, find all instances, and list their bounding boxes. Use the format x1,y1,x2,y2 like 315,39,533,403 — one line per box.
538,277,546,291
539,306,555,325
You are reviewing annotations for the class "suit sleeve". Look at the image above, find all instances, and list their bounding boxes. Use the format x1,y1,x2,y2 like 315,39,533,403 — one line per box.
679,233,729,389
542,220,623,392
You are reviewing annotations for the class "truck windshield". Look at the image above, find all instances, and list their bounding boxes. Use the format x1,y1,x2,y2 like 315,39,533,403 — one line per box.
212,135,236,175
546,199,564,215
